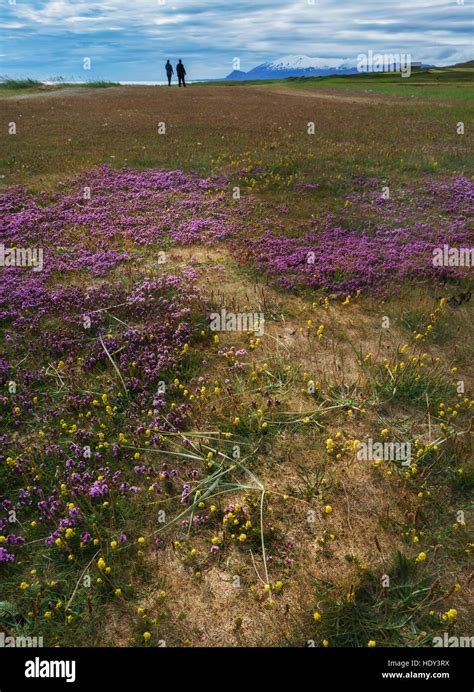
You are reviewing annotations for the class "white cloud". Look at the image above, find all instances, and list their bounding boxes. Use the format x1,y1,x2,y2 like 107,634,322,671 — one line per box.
1,0,472,80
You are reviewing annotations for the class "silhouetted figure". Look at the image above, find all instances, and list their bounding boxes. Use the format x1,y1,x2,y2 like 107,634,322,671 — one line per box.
165,60,173,86
176,59,186,87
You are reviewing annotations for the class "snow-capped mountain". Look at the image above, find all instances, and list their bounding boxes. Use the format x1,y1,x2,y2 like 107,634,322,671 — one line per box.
225,55,359,80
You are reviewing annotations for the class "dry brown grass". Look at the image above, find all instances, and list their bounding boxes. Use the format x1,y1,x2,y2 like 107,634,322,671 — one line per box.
99,244,466,648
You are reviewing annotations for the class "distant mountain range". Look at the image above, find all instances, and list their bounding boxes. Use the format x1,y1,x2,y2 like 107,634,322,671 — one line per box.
225,54,431,80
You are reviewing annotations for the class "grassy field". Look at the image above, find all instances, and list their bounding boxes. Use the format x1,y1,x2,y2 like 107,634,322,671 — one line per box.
201,67,474,100
0,73,473,648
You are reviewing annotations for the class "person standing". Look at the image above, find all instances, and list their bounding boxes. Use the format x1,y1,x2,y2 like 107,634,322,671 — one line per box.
165,60,173,86
176,59,186,87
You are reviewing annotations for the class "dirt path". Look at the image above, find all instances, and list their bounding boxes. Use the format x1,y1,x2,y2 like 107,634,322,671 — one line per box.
2,84,406,105
252,84,393,103
0,87,107,101
253,84,436,106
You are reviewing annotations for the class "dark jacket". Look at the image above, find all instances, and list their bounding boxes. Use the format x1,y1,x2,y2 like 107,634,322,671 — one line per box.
176,62,186,77
165,62,173,75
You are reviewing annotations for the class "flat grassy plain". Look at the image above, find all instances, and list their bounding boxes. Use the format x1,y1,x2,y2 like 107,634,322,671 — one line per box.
206,67,474,101
0,75,473,647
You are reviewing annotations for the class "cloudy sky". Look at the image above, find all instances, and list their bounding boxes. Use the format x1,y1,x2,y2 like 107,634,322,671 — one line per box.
0,0,472,82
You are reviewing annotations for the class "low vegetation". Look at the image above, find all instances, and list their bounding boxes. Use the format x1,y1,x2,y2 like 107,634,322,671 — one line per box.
0,73,472,647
